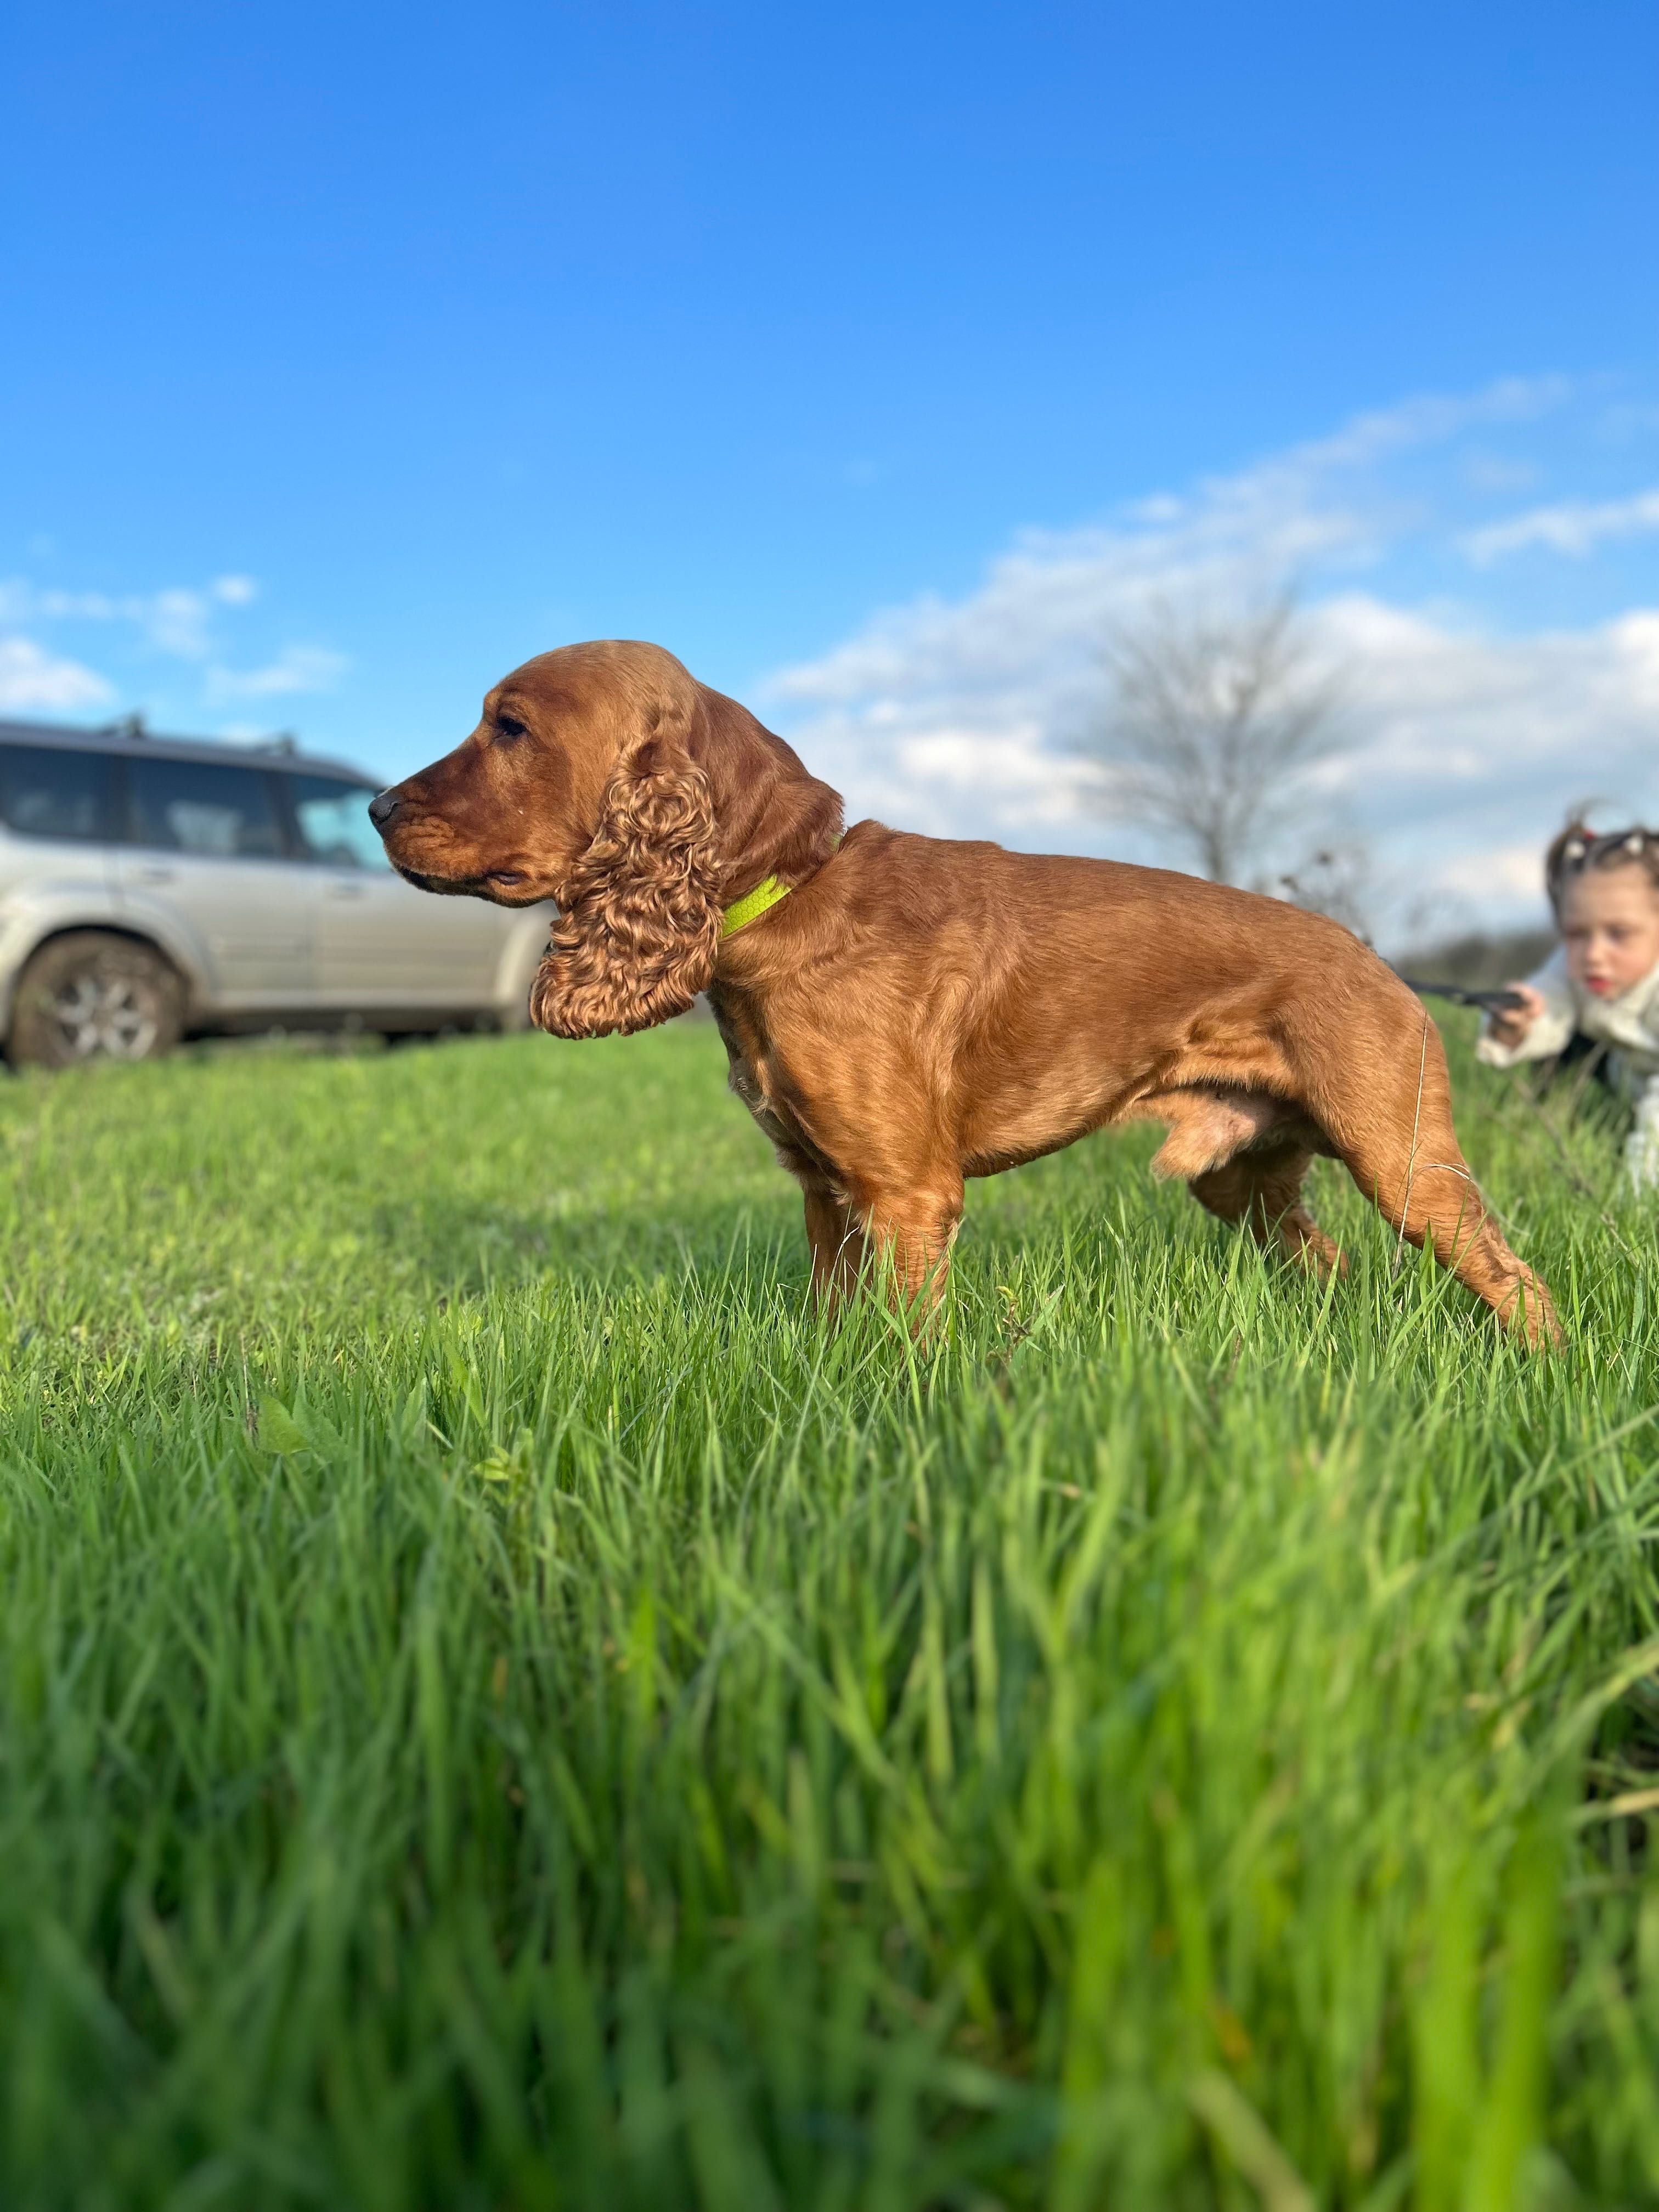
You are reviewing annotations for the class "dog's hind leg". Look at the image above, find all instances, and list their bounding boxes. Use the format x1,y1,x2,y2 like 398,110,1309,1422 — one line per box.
1329,1047,1559,1348
1188,1144,1346,1282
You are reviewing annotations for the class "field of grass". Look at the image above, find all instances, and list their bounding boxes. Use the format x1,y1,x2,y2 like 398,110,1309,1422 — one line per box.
2,1014,1658,2210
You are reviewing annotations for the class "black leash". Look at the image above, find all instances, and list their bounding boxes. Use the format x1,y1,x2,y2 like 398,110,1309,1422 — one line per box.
1396,975,1528,1015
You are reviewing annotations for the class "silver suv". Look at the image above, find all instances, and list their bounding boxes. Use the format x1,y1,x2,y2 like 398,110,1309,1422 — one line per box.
0,717,551,1066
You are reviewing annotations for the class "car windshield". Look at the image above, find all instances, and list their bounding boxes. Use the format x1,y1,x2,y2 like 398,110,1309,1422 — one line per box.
289,776,393,870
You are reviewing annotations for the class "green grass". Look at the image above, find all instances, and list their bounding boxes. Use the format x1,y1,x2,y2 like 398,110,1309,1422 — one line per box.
2,1017,1657,2210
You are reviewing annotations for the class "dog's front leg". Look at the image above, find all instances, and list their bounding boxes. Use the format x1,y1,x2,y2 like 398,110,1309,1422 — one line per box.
801,1181,865,1311
855,1178,964,1329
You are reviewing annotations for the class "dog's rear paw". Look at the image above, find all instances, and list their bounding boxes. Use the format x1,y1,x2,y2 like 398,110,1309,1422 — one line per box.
1498,1268,1562,1351
1283,1212,1346,1283
1301,1236,1348,1284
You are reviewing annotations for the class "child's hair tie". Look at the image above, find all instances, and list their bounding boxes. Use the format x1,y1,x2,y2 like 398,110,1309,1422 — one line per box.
1546,819,1659,909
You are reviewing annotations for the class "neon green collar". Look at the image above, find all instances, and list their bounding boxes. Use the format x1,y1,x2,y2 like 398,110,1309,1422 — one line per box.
720,873,792,939
720,837,843,940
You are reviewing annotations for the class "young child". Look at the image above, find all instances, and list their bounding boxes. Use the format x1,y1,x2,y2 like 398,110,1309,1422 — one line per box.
1479,822,1659,1188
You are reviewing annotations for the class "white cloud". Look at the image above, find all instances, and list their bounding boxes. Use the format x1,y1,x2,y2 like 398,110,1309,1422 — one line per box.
206,645,348,699
1462,486,1659,563
774,376,1575,718
0,574,266,660
0,567,343,730
0,637,114,712
1311,594,1659,837
765,377,1659,939
1463,454,1541,494
1433,838,1555,904
146,588,220,659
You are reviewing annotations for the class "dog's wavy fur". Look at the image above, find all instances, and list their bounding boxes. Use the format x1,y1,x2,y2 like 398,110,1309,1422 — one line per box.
375,639,1559,1348
530,723,725,1038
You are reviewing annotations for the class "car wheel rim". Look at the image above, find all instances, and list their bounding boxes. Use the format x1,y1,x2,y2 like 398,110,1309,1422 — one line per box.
50,973,160,1060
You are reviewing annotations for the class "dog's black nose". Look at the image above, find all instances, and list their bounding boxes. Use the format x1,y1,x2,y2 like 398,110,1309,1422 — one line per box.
368,789,402,831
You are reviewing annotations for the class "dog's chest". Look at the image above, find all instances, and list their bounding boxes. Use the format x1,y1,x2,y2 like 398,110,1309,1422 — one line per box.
708,992,810,1155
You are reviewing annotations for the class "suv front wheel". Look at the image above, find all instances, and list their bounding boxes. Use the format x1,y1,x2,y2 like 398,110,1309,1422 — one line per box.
9,933,185,1069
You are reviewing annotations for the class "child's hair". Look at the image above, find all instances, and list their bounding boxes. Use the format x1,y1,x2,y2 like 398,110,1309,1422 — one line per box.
1545,816,1659,916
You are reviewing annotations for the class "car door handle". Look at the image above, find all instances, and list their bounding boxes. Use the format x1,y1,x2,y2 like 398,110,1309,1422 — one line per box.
131,864,175,884
325,880,368,900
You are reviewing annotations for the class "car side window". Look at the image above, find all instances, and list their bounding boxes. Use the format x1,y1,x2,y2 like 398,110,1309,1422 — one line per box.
128,758,283,858
0,744,120,842
286,775,393,871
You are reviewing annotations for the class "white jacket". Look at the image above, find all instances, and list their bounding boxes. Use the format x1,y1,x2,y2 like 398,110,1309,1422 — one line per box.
1476,946,1659,1188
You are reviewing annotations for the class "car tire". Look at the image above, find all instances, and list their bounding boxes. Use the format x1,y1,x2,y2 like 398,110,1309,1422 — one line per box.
8,932,186,1070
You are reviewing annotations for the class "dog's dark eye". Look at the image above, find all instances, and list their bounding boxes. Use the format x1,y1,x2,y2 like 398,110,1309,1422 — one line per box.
495,713,527,742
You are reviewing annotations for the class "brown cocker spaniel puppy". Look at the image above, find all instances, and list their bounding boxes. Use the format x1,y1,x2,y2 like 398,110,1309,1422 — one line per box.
370,639,1557,1347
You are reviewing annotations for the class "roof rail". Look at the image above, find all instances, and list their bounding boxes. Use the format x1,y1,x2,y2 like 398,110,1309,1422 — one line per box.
1,711,371,785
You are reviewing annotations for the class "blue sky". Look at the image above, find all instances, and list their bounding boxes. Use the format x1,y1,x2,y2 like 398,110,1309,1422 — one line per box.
3,1,1656,935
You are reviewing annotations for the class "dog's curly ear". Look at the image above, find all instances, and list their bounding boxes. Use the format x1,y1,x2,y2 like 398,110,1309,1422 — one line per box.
529,714,724,1039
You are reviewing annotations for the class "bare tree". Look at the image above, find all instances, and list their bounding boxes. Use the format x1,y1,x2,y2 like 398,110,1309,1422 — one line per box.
1276,842,1374,941
1077,588,1347,886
